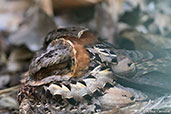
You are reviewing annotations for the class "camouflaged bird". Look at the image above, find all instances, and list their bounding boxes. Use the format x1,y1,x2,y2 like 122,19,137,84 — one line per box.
18,27,171,114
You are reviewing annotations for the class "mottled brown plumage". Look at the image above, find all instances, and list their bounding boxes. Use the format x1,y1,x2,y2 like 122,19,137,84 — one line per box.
18,27,171,114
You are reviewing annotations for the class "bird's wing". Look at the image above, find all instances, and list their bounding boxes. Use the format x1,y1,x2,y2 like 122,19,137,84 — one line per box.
19,68,145,114
29,38,76,80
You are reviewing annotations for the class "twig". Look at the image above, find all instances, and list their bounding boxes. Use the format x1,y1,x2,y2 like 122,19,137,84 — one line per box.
0,85,19,95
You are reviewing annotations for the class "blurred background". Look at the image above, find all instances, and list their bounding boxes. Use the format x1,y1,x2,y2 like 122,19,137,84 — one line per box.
1,0,171,113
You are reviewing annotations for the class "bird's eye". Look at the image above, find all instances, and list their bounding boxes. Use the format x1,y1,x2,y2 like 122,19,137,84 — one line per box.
127,63,133,67
112,58,118,63
130,96,135,100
